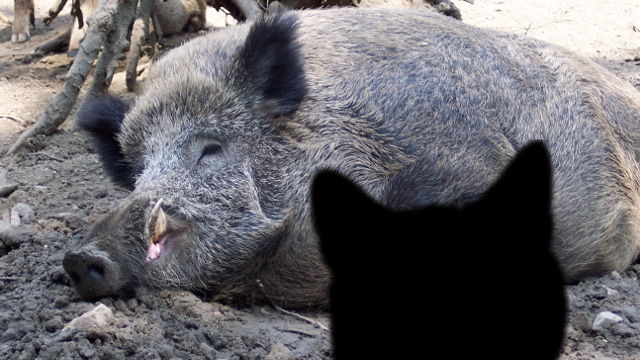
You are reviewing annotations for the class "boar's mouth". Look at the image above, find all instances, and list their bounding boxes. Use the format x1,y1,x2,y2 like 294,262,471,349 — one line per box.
146,232,172,262
145,199,188,262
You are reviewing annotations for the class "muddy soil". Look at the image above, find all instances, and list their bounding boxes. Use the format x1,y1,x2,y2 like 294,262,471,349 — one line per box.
0,0,639,359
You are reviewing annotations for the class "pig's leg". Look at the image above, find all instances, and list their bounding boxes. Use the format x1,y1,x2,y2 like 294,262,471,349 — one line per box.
12,0,35,43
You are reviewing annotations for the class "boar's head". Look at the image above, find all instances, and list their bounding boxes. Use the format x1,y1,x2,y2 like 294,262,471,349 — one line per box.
65,13,330,307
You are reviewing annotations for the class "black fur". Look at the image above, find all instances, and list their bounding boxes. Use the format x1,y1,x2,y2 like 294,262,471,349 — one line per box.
229,12,307,117
312,141,565,359
76,96,136,190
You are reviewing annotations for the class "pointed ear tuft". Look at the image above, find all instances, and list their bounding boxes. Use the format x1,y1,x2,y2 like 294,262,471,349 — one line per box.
76,96,137,190
229,12,307,117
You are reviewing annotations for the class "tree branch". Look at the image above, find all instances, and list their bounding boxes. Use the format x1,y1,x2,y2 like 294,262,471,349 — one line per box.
43,0,69,26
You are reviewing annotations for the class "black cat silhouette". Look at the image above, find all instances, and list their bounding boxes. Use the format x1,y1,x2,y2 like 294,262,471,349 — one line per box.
312,141,565,360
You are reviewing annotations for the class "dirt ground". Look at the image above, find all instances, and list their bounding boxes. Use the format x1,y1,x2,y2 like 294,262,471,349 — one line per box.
0,0,639,359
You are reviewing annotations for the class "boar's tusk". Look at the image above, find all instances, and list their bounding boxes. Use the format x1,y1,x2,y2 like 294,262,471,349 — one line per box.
153,208,167,243
148,199,167,244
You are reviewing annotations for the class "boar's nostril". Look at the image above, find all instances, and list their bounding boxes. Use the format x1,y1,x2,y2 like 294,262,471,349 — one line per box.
86,263,106,280
62,248,123,300
67,269,81,283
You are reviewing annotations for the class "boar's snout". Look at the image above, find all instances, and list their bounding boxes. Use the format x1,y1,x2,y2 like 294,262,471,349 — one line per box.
63,195,165,300
63,245,125,300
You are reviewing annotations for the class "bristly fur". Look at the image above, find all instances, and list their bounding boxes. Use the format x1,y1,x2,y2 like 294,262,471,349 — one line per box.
75,96,137,190
312,141,566,359
67,7,640,309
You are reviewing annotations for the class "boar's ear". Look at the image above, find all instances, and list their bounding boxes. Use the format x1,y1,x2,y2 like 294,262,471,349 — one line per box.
76,96,137,190
228,12,306,117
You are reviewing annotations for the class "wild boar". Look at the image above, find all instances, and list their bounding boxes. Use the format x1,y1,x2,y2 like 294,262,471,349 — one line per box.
66,8,640,308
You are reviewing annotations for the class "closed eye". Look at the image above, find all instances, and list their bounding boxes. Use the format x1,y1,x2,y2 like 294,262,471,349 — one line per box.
194,138,226,168
201,143,222,158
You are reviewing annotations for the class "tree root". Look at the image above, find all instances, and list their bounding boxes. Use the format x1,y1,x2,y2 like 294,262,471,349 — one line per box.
43,0,69,26
125,0,155,91
6,0,133,155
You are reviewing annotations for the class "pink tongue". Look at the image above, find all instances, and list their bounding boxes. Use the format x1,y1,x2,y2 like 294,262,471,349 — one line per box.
145,242,162,262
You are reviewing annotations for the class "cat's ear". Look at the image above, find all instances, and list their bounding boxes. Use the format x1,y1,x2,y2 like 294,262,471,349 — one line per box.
311,170,383,268
476,143,564,357
477,140,553,244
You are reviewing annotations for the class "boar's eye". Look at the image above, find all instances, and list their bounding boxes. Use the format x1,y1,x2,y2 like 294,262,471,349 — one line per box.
193,137,228,169
197,142,224,164
202,144,222,157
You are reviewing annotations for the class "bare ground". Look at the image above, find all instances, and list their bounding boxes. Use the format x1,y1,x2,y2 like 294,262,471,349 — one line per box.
0,0,639,359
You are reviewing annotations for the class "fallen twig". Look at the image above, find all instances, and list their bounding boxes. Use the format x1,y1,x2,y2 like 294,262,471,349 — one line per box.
257,279,330,332
274,305,330,332
26,152,65,162
524,21,533,36
280,328,317,337
0,115,24,123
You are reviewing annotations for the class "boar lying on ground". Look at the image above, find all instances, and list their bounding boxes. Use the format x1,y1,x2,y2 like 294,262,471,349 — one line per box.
66,8,640,308
313,142,565,359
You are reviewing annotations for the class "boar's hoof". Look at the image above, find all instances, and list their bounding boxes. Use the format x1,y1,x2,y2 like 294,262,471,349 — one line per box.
63,247,125,300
